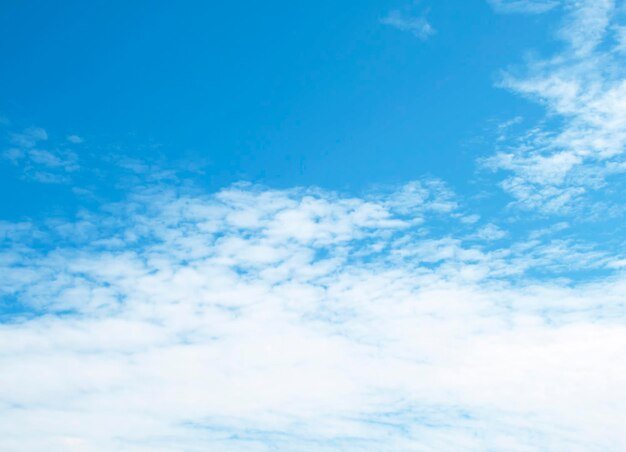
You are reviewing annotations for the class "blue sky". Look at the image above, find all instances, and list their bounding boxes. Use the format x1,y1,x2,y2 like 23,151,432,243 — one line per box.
2,1,626,450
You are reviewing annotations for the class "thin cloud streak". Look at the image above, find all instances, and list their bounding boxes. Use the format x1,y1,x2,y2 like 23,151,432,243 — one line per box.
488,0,560,14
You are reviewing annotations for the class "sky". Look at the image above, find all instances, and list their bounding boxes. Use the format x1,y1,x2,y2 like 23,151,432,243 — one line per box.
1,0,626,450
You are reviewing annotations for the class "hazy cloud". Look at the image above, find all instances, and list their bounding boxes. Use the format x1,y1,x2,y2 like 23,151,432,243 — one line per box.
381,9,435,40
488,0,560,14
66,134,84,144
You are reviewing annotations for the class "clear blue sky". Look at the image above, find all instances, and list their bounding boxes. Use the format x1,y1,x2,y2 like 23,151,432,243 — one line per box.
2,1,626,450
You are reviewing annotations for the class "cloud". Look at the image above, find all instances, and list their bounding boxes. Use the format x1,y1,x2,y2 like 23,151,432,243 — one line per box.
28,149,78,170
613,24,626,53
488,0,560,14
558,0,614,56
10,127,48,148
484,0,626,214
66,134,84,144
3,2,626,449
467,223,508,241
381,9,435,40
2,126,80,183
1,182,625,450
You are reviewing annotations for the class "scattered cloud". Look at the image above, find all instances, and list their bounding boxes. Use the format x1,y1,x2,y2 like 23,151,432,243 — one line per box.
0,127,80,184
2,147,79,183
2,126,80,184
484,0,626,214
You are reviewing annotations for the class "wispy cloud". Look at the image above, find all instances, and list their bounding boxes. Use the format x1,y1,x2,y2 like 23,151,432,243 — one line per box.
381,8,435,40
484,0,626,214
66,134,83,144
2,126,81,184
10,126,48,148
3,154,79,186
487,0,560,14
467,223,508,241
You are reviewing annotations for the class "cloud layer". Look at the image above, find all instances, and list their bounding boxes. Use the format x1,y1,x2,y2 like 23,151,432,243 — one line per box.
1,182,625,450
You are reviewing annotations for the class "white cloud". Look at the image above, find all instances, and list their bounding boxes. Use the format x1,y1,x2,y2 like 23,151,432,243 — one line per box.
1,183,625,450
485,0,626,213
558,0,614,56
381,9,435,40
467,223,508,240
